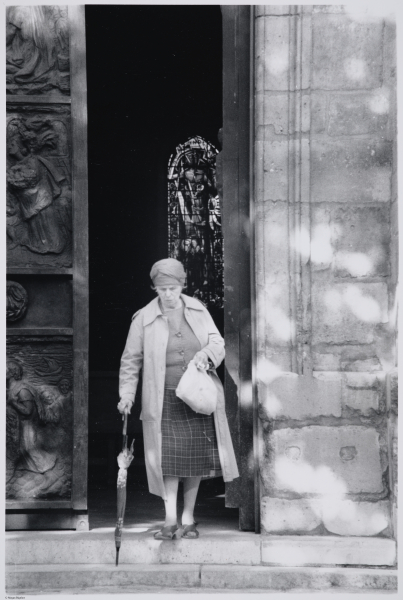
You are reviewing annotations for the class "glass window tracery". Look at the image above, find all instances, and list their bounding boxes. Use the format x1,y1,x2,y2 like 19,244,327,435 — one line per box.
168,136,223,310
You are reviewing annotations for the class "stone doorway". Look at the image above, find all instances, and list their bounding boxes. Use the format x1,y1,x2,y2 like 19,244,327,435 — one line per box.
86,5,249,530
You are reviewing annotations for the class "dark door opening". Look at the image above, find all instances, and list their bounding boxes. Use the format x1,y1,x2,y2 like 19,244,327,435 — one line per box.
85,5,236,529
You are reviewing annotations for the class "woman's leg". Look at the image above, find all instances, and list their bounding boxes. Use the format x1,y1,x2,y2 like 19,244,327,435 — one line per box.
163,476,179,526
182,476,201,525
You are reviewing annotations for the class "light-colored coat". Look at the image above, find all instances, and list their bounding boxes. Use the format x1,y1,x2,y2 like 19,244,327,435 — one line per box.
119,293,239,499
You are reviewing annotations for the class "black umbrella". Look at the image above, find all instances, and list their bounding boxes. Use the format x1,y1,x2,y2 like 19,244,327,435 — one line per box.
115,413,134,566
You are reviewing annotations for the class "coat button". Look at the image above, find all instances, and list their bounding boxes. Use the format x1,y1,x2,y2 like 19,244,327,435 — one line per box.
176,332,182,337
179,350,184,355
182,366,186,371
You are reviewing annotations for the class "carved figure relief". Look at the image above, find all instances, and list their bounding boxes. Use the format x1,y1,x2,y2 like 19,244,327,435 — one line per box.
6,5,70,96
6,343,73,500
7,106,72,267
168,136,223,309
7,281,28,322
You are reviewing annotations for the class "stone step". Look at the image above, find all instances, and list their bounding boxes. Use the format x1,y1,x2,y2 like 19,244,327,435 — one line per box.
6,529,261,566
6,564,397,593
6,530,396,567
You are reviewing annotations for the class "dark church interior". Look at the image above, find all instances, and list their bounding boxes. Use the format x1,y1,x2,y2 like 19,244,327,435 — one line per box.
85,6,227,512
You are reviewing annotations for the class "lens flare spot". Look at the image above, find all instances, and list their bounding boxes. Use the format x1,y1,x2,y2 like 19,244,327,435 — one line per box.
311,224,333,265
343,285,381,322
369,91,390,115
266,49,289,76
337,251,373,277
344,57,367,81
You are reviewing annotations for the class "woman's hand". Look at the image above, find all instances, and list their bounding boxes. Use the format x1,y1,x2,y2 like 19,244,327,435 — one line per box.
193,350,209,370
117,397,132,415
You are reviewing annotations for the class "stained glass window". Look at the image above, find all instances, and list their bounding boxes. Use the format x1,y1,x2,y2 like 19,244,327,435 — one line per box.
168,136,223,310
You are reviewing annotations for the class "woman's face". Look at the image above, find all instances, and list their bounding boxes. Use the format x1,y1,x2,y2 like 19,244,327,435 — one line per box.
156,285,182,311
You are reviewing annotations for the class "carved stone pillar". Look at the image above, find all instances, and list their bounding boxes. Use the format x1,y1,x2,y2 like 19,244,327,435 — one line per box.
6,5,88,530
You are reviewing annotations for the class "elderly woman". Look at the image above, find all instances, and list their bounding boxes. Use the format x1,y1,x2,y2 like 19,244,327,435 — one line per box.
118,258,238,539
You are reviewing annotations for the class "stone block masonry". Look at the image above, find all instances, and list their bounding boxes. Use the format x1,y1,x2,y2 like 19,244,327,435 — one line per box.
254,6,397,552
263,426,385,495
311,138,392,204
311,13,383,90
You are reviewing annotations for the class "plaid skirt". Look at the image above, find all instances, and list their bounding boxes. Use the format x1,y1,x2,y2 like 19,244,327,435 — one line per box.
161,388,222,478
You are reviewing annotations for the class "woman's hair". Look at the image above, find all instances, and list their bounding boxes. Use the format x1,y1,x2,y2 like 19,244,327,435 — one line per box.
150,258,186,287
151,284,186,292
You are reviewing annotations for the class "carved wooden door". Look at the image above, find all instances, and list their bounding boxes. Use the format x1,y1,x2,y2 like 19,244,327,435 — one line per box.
221,6,258,532
6,6,88,530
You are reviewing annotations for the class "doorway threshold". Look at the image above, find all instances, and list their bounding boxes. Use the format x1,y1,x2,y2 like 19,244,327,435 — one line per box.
88,484,239,532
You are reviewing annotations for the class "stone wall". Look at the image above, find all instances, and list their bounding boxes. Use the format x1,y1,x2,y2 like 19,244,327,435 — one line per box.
254,5,397,553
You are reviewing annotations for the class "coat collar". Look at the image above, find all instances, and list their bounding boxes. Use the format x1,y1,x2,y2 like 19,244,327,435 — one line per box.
142,293,204,326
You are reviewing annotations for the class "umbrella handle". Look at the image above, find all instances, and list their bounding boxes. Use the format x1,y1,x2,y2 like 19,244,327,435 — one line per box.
122,413,128,451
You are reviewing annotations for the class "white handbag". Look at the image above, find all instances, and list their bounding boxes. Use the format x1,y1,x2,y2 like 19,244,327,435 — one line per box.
176,360,217,415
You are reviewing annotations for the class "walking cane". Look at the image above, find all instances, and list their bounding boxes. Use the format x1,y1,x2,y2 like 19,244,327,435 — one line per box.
115,412,134,566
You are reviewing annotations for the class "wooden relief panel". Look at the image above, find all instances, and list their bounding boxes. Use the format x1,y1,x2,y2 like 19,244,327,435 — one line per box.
6,340,73,500
6,6,70,96
6,280,29,322
7,276,73,330
7,104,72,268
6,5,88,529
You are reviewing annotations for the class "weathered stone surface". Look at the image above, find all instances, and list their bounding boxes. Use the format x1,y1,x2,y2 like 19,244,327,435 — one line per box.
390,198,399,282
342,372,384,414
262,140,289,200
257,93,310,136
340,356,383,372
311,138,392,203
386,368,398,533
267,426,384,494
383,19,396,88
262,495,390,537
314,200,389,284
201,565,397,591
310,205,333,270
311,92,327,134
256,94,288,135
256,17,290,92
6,564,201,590
256,6,293,17
261,536,396,566
255,92,288,136
323,500,390,536
312,14,383,90
327,93,389,136
255,140,289,201
255,201,291,348
258,349,292,373
7,564,398,593
255,141,265,199
312,5,346,13
386,368,398,414
314,346,385,373
344,372,384,389
6,529,261,566
312,352,340,371
261,497,321,533
259,372,342,420
312,280,389,345
332,205,390,278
